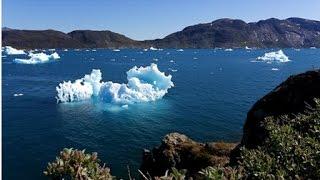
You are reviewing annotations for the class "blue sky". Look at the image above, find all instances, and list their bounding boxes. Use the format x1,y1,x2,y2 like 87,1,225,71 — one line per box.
3,0,320,40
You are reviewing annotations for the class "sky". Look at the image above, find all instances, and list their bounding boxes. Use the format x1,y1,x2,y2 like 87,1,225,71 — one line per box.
2,0,320,40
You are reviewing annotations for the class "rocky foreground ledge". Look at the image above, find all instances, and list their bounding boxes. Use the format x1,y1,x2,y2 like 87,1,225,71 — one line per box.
140,69,320,178
141,133,237,177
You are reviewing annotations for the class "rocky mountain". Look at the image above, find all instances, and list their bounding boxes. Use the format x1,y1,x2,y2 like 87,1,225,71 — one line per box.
68,30,144,48
2,17,320,49
2,29,84,49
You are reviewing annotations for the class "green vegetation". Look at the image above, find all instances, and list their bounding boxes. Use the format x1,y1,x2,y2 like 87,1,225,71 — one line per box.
44,148,113,180
44,100,320,179
198,99,320,179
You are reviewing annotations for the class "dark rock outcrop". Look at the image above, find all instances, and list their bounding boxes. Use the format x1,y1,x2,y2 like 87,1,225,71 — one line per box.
140,133,236,177
242,70,320,148
3,17,320,49
141,70,320,177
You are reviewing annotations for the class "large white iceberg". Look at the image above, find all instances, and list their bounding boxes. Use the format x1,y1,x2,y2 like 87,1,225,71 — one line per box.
56,63,174,104
4,46,26,55
257,50,290,62
14,52,60,64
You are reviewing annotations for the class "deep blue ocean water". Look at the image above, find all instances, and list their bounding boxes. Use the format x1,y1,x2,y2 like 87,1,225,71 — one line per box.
2,48,320,179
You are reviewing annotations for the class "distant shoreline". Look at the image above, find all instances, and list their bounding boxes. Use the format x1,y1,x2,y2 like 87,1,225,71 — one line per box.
3,17,320,49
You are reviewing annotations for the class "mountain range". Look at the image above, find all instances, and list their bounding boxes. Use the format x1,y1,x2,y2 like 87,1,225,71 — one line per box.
3,17,320,49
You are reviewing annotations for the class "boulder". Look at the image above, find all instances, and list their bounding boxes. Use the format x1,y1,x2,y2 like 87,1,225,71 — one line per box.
140,133,236,177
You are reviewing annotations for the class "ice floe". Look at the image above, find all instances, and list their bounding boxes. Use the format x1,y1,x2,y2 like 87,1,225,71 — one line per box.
225,48,233,51
271,68,279,71
177,49,184,52
13,52,60,64
4,46,26,55
56,63,174,105
113,49,120,52
13,93,24,97
257,50,290,63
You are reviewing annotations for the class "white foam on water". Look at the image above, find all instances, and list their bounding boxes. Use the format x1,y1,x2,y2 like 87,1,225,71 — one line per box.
257,50,290,63
56,63,174,105
13,52,60,64
4,46,26,55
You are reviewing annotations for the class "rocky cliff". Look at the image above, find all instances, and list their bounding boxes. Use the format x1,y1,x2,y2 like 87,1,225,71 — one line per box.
141,69,320,178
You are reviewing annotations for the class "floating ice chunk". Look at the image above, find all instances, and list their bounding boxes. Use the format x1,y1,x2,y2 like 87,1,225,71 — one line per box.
14,52,60,64
153,58,158,62
168,68,178,72
245,46,252,50
150,47,159,50
193,57,198,60
310,47,317,49
92,49,97,51
64,49,68,51
225,48,233,51
271,68,279,71
169,60,174,63
294,48,300,51
13,93,24,97
122,104,128,108
48,49,56,51
257,50,290,63
177,49,184,52
113,49,120,52
56,63,174,104
143,49,148,51
4,46,26,55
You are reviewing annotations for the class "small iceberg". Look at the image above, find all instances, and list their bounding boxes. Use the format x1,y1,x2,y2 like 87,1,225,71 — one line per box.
48,49,56,51
225,48,233,51
113,49,120,52
168,68,178,72
14,52,60,64
169,60,175,63
153,58,158,62
64,49,68,51
4,46,26,55
245,46,252,50
310,47,317,49
271,68,279,71
193,57,198,60
13,93,24,97
56,63,174,104
257,50,290,63
177,49,184,52
92,49,97,52
149,47,158,51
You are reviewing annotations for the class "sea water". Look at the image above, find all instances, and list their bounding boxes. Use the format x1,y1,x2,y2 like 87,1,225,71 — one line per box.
2,48,320,179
